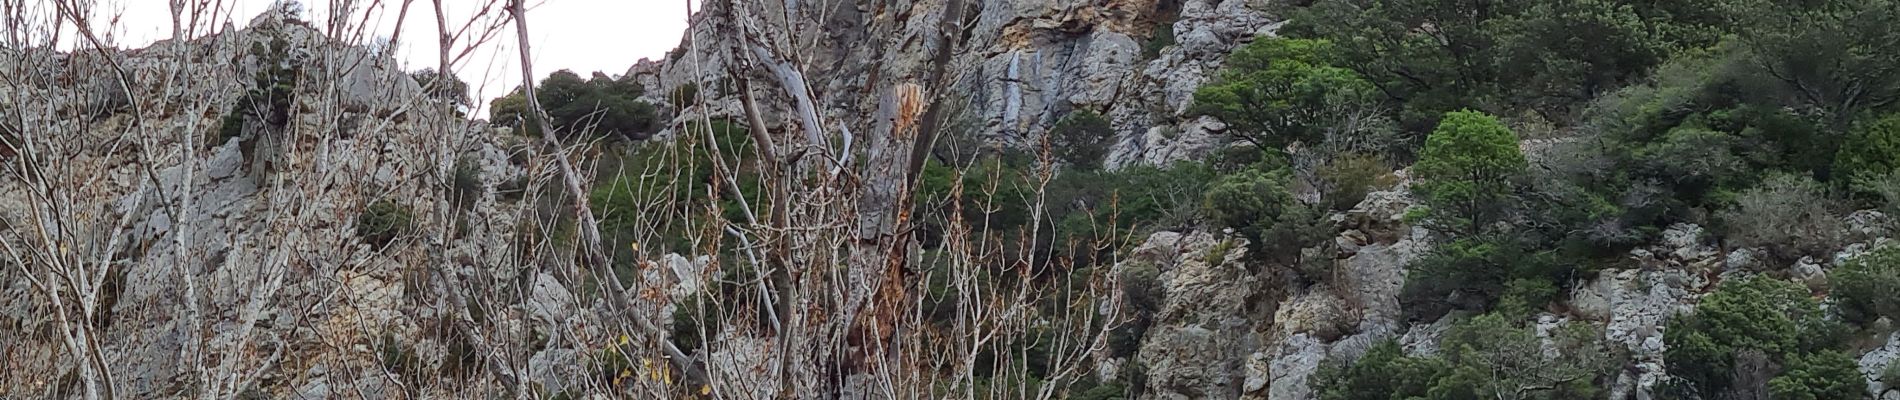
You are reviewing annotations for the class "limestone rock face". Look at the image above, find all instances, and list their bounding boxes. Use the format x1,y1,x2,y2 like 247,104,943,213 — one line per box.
1863,334,1900,399
632,0,1277,169
1124,231,1262,399
1112,178,1436,400
0,10,552,398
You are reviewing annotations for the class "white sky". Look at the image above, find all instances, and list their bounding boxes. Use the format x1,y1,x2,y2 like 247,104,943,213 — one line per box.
71,0,693,112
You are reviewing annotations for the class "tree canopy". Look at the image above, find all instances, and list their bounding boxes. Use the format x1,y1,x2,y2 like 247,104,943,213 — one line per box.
1413,110,1526,234
490,69,658,140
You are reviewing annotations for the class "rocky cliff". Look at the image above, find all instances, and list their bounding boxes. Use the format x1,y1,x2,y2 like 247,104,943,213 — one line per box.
628,0,1275,169
1,8,546,398
6,1,1900,399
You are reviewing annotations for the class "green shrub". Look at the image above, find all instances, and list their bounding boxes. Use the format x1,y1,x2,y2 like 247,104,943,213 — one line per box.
1399,237,1516,319
1400,231,1590,321
1203,237,1236,266
489,90,530,130
1103,162,1215,232
1664,276,1847,396
357,199,414,248
452,156,483,208
1202,169,1295,234
591,118,754,254
1767,350,1866,400
1311,340,1448,400
1495,278,1558,318
1049,109,1115,170
1191,38,1380,151
1315,152,1394,211
1717,173,1841,262
670,296,717,354
1142,24,1175,60
1070,379,1128,400
1836,113,1900,190
490,70,658,140
1285,0,1715,131
1431,314,1611,399
1851,170,1900,217
1413,110,1526,235
1631,126,1748,197
1200,167,1330,264
1313,315,1614,400
213,107,246,148
1831,246,1900,325
244,34,299,126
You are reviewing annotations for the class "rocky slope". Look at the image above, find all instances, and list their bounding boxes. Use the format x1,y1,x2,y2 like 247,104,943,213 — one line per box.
1,9,547,398
627,0,1276,169
1101,175,1900,399
6,1,1900,399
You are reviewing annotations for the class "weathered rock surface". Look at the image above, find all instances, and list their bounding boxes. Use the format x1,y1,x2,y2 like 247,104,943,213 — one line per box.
0,7,567,398
1111,179,1432,400
1863,333,1900,399
1569,224,1715,400
632,0,1277,170
1122,231,1262,399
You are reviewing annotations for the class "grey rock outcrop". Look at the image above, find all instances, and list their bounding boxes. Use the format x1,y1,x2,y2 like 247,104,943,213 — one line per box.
1863,333,1900,399
0,9,544,398
1116,177,1432,400
632,0,1278,170
1125,231,1262,399
1570,223,1720,399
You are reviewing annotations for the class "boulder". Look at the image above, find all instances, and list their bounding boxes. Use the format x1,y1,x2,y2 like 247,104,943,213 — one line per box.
1570,268,1702,399
1266,334,1326,400
1860,333,1900,399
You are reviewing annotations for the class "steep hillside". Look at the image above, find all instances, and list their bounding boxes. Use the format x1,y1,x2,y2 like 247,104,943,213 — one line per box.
6,0,1900,399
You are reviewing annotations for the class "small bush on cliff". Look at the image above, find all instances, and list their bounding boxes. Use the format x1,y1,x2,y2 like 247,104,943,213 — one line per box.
1831,246,1900,325
1838,113,1900,193
213,107,246,148
1768,350,1866,400
1142,25,1175,60
1717,173,1842,262
1191,38,1381,151
1883,363,1900,397
1662,276,1849,398
452,156,483,209
1312,314,1616,399
1311,340,1449,399
357,199,415,248
1315,152,1395,211
1201,167,1327,263
1202,169,1290,232
669,82,699,109
1049,109,1115,171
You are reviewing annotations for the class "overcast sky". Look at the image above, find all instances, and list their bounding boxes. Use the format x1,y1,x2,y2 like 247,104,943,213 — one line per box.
87,0,693,112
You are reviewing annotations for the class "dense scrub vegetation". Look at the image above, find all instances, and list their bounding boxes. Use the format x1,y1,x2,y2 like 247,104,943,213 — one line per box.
490,69,659,140
554,0,1900,397
1211,0,1900,397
